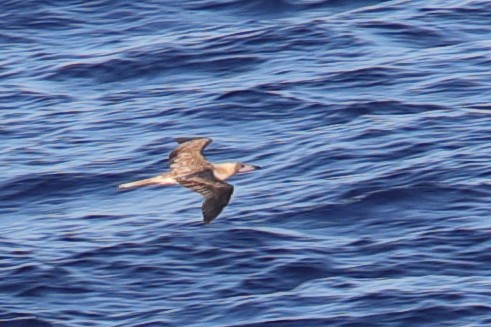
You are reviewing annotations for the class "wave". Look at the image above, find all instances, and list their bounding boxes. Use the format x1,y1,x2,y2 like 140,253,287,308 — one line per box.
3,0,491,326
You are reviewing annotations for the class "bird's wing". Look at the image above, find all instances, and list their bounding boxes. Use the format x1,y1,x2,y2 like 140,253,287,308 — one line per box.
176,170,234,223
168,137,213,174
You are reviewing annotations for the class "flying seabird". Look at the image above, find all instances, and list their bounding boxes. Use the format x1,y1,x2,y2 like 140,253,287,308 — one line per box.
118,137,261,223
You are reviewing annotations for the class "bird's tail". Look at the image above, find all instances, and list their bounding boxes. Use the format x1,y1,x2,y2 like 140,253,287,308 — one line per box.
118,177,162,189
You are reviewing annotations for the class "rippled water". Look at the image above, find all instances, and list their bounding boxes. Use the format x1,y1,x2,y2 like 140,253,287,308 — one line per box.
2,0,491,326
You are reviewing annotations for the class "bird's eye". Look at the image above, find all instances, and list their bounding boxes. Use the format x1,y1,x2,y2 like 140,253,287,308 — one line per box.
241,164,245,168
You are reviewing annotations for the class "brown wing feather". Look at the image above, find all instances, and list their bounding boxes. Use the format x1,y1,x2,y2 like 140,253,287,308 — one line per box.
168,138,213,174
176,170,234,223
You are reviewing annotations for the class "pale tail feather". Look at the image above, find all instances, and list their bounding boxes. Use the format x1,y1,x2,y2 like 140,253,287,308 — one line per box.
118,176,176,189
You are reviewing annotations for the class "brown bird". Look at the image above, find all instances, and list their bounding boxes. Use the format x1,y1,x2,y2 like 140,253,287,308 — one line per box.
118,137,261,223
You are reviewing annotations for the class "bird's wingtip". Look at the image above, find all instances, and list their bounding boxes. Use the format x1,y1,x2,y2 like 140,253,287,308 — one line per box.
175,137,212,144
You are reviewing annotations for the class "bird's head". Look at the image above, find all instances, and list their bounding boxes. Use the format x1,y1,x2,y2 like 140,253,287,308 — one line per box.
212,162,261,181
236,163,262,174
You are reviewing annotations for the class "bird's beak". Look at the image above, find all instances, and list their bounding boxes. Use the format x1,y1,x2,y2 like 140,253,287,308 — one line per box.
238,164,261,173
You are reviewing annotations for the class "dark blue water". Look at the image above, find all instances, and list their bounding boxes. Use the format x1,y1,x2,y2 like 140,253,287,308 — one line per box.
2,0,491,326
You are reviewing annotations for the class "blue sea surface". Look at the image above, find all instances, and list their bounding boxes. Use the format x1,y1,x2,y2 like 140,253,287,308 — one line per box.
2,0,491,326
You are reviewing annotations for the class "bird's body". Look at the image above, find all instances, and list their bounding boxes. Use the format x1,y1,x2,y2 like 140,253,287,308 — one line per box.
118,137,260,223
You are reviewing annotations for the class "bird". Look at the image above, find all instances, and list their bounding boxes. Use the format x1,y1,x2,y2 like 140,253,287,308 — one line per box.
118,137,261,223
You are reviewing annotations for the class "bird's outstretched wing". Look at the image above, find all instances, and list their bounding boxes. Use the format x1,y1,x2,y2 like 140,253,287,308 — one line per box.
176,170,234,223
169,137,213,174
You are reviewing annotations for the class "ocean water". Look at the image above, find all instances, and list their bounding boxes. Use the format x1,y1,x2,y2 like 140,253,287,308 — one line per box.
2,0,491,326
